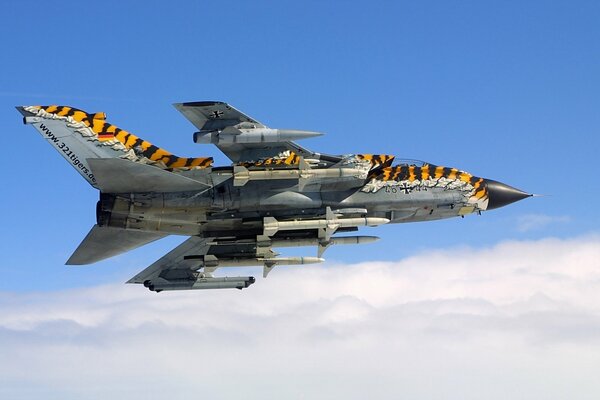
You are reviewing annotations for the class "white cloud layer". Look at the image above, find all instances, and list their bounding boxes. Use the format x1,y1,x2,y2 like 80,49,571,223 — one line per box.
1,235,600,400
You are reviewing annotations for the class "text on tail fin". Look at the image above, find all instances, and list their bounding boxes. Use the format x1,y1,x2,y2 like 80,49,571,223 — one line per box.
25,105,213,169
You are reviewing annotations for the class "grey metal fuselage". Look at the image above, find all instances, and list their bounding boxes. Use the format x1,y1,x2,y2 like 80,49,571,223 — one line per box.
98,167,466,238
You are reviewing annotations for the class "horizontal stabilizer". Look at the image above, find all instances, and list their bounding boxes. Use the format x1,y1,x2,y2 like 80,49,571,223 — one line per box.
67,225,166,265
127,236,209,283
88,158,210,193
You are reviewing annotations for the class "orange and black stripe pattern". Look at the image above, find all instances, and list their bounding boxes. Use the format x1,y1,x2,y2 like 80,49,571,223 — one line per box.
372,163,488,200
240,151,301,167
357,154,395,170
33,105,213,169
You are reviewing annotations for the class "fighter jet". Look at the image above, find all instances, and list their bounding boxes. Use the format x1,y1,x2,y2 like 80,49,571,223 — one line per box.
17,102,531,292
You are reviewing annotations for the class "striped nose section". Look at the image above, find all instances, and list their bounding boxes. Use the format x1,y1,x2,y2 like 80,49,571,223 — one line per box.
485,179,531,210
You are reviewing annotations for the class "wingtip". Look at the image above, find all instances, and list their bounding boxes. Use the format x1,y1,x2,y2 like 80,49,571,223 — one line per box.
15,106,30,117
65,252,89,266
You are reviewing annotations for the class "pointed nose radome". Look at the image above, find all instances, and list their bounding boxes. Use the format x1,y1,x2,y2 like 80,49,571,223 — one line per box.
485,179,531,210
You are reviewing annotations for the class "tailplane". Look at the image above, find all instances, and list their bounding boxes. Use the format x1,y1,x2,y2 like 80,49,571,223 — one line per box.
17,105,213,189
67,225,166,265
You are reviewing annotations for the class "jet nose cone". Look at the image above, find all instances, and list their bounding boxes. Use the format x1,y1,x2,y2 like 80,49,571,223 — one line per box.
485,179,531,210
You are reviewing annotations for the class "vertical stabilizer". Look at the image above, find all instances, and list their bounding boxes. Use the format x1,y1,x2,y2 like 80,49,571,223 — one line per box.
18,105,213,189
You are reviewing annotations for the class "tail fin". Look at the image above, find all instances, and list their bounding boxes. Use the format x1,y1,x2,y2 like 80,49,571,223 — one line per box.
17,105,213,188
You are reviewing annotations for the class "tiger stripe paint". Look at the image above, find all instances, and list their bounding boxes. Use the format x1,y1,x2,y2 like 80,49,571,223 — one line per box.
409,166,417,182
240,151,301,168
363,161,490,208
30,105,213,169
434,166,445,179
356,154,395,170
371,163,482,184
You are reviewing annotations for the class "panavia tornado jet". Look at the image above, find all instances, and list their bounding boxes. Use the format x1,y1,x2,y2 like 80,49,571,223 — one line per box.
17,102,531,292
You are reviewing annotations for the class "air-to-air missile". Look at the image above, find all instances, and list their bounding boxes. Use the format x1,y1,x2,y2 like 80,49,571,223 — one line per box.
183,254,324,268
17,101,533,292
182,254,325,278
262,209,390,240
266,235,379,249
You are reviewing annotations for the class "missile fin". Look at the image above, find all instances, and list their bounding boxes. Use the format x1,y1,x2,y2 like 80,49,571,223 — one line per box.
299,157,311,171
318,240,332,257
298,158,310,191
325,206,336,220
256,235,272,245
255,235,272,256
263,217,279,237
323,207,339,240
233,165,250,186
318,228,326,240
263,263,276,278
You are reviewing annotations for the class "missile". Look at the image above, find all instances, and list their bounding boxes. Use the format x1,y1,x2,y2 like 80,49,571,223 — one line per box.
208,235,379,249
264,235,380,257
182,255,324,279
233,164,365,187
183,254,324,268
268,235,380,248
263,215,390,238
145,276,256,292
194,128,323,145
216,256,324,267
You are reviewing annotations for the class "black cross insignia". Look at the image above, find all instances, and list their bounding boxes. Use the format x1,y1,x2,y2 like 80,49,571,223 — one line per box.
210,110,224,119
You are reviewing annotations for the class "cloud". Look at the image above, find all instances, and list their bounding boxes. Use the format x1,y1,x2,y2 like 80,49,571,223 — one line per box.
516,213,571,232
1,235,600,400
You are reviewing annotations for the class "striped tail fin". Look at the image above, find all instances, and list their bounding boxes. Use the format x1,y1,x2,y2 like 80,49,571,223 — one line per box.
18,105,213,188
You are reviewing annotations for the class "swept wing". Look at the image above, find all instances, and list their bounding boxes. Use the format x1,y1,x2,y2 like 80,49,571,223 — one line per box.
126,232,350,291
174,101,329,164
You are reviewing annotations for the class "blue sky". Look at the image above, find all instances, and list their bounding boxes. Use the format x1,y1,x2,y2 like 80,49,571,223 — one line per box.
2,2,600,399
1,0,598,291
